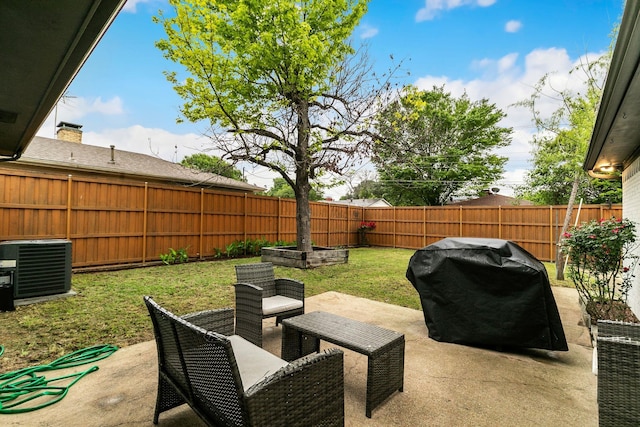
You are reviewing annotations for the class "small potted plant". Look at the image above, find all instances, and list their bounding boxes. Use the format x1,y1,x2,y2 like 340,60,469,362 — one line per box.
358,221,376,246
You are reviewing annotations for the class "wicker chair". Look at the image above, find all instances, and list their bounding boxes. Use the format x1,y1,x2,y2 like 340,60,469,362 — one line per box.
597,320,640,427
234,262,305,347
144,296,344,427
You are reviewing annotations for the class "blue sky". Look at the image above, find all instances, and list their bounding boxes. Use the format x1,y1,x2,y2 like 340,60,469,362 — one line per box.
37,0,624,198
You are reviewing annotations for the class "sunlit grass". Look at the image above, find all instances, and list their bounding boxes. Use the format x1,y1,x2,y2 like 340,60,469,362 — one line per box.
0,248,570,372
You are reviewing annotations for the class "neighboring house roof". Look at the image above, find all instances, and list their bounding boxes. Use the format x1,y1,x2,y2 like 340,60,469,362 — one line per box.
11,136,262,193
0,1,126,160
584,1,640,176
447,193,533,207
328,198,393,207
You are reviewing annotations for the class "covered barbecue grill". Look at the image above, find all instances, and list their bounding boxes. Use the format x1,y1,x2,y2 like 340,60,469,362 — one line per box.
406,237,568,351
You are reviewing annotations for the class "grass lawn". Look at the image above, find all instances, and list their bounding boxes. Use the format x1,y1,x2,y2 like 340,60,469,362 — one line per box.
0,247,571,373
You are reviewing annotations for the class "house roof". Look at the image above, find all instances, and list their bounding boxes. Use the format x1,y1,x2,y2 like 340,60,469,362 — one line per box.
584,1,640,176
0,1,126,160
328,198,393,207
447,193,533,207
15,136,262,192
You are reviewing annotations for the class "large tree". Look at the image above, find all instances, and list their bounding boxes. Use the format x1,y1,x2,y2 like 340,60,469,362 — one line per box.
516,56,622,206
266,177,324,201
342,178,385,200
515,52,621,279
155,0,388,252
372,85,511,206
181,153,245,181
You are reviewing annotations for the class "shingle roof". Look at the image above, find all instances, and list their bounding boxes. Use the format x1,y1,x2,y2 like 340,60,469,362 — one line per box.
18,136,262,192
327,198,392,207
447,193,533,206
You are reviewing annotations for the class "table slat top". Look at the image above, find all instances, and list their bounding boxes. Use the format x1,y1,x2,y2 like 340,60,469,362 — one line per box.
282,311,404,355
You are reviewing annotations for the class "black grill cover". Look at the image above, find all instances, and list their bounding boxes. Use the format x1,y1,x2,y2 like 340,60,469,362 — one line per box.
406,237,568,351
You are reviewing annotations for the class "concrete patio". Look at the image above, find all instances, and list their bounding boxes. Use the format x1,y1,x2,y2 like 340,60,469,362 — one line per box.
3,286,596,426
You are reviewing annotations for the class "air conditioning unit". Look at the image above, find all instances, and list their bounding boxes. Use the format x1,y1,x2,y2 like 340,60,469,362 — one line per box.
0,240,72,299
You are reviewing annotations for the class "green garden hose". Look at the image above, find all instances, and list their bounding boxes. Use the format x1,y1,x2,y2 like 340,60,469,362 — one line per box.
0,344,117,414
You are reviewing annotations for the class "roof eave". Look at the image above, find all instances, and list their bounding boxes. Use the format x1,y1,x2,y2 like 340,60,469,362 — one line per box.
584,1,640,174
0,1,126,159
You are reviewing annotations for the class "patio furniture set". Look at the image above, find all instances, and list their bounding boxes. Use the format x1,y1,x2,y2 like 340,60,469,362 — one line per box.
144,262,405,426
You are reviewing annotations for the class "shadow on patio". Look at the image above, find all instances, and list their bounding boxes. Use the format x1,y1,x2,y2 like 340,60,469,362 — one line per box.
3,287,596,427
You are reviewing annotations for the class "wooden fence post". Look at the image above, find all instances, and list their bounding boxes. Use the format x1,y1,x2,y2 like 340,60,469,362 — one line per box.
498,206,502,239
200,188,204,260
327,204,331,247
347,205,351,247
243,193,248,250
549,205,556,261
393,207,397,248
142,182,148,264
66,175,72,240
278,198,282,243
423,206,427,248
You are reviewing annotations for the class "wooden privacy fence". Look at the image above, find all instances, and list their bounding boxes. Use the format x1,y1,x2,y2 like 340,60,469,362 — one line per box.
0,169,622,268
364,204,622,262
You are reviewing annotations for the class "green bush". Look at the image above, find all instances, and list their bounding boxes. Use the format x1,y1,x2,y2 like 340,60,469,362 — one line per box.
215,238,296,258
561,217,638,320
159,247,189,265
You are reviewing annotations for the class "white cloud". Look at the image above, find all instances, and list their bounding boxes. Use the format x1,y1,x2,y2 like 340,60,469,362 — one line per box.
122,0,155,13
63,124,279,191
55,96,123,119
87,97,124,115
360,24,379,39
495,169,529,196
32,48,607,200
413,47,608,188
497,52,518,73
76,124,364,197
416,0,497,22
83,125,213,163
36,96,124,139
505,20,522,33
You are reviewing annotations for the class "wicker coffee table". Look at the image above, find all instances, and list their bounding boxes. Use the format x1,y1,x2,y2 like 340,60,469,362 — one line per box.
281,311,405,417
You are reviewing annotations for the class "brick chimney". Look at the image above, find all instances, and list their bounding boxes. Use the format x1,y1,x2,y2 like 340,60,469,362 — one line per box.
56,121,83,143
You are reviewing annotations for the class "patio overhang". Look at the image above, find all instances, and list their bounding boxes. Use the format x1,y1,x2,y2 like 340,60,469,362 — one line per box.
584,1,640,178
0,0,126,160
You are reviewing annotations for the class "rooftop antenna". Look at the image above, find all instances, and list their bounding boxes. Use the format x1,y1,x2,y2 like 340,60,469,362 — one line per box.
53,92,77,137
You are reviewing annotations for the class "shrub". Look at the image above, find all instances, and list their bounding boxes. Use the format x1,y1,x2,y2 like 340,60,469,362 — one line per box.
216,238,296,258
358,221,376,230
561,217,638,321
160,247,189,265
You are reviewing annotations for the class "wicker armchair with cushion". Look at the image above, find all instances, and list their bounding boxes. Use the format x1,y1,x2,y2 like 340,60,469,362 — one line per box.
144,296,344,427
234,262,305,347
597,320,640,427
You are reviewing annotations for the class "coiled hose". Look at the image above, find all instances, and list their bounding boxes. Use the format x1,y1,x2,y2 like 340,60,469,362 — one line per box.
0,344,118,414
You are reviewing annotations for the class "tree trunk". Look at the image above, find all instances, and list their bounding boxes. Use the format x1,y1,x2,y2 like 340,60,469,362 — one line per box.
555,173,581,280
295,100,313,253
295,179,312,252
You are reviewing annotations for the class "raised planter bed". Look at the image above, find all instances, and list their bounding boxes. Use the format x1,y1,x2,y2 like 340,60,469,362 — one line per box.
261,246,349,269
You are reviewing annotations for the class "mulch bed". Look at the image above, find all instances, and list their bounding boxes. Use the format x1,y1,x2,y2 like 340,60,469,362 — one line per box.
588,300,640,323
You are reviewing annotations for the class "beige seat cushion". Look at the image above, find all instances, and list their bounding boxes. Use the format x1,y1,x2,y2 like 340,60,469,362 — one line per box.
228,335,289,390
262,295,303,316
